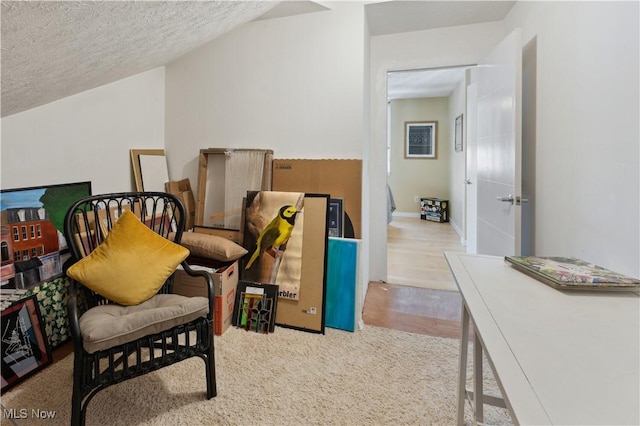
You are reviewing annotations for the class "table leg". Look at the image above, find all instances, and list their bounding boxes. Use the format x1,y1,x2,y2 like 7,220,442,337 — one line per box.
474,331,484,424
457,304,470,426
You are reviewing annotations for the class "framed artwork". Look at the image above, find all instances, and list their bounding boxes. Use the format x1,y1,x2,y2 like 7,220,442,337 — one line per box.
241,191,329,334
328,198,344,238
1,295,52,393
232,281,279,333
1,181,92,289
273,194,329,334
242,191,305,301
405,121,437,159
455,114,464,152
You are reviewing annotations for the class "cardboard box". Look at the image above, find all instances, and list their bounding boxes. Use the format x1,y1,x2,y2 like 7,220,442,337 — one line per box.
165,179,196,230
173,261,238,335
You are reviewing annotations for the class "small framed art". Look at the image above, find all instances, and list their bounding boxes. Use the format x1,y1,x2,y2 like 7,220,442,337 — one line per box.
328,198,344,238
232,281,279,334
1,295,52,393
455,114,463,152
405,121,437,159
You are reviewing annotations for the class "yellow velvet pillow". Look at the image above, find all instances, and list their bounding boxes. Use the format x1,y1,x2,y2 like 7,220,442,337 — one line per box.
67,210,189,306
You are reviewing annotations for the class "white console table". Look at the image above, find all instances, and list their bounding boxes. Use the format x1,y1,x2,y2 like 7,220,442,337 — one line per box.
445,252,640,425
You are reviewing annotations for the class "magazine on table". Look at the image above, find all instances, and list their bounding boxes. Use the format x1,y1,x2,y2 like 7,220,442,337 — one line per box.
505,256,640,291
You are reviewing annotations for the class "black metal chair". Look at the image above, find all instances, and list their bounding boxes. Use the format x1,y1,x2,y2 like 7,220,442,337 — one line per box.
63,192,216,426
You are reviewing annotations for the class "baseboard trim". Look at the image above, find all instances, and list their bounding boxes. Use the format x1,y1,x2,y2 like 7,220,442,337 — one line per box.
449,220,464,243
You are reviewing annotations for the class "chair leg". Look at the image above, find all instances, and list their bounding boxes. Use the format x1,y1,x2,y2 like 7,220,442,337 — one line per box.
206,342,217,398
71,371,84,426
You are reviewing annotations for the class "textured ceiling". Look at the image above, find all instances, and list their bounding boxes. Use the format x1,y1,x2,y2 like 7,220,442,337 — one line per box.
1,1,278,117
388,66,470,100
365,0,515,36
1,1,516,118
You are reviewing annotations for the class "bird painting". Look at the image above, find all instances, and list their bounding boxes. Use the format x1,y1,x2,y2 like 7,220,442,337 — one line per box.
245,205,298,270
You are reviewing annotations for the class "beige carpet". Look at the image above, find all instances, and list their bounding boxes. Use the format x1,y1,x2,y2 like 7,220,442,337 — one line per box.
1,326,512,426
387,217,465,292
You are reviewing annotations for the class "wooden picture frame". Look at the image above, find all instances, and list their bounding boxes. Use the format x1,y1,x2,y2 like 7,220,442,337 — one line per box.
1,295,52,393
130,149,169,192
455,114,464,152
195,148,273,229
405,121,437,159
273,193,329,334
241,191,329,334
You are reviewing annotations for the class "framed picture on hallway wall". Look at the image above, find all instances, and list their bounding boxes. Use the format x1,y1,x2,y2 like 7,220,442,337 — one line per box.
455,114,463,152
405,121,437,159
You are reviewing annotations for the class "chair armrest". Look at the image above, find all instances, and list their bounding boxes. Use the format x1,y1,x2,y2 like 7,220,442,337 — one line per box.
180,261,215,322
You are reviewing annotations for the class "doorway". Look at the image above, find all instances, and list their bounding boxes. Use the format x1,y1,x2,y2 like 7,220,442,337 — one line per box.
385,66,471,292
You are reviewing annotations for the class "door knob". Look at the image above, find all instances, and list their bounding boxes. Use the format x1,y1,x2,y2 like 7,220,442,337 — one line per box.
464,179,472,185
496,194,514,205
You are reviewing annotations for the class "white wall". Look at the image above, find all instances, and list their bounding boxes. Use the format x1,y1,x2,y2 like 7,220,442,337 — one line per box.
369,22,506,282
505,1,640,277
1,68,165,194
164,2,366,187
164,1,370,288
388,97,451,214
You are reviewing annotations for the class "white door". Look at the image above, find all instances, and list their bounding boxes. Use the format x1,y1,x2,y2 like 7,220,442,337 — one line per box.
475,28,523,256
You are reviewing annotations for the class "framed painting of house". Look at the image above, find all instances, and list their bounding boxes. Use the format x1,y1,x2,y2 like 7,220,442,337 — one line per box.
1,181,92,289
405,121,437,159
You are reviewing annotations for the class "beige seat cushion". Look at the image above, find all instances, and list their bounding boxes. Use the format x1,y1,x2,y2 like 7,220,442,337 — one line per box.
79,294,209,354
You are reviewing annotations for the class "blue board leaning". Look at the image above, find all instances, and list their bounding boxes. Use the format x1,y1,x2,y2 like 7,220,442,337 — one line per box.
325,238,360,332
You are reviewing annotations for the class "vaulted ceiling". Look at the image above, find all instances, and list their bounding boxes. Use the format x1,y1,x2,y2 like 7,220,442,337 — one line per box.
1,1,515,118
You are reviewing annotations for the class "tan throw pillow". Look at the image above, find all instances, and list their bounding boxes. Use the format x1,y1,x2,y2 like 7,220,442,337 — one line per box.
67,211,189,306
173,232,248,261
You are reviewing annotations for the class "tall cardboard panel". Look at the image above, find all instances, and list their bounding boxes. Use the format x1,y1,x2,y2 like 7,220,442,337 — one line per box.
272,159,362,239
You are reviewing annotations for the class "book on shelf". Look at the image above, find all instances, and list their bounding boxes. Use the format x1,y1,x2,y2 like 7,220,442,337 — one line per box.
505,256,640,291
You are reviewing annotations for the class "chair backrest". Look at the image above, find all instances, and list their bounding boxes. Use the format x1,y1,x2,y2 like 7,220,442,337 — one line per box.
64,192,186,307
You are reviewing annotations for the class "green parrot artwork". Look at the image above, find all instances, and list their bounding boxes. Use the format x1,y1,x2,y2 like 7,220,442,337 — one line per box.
245,205,298,270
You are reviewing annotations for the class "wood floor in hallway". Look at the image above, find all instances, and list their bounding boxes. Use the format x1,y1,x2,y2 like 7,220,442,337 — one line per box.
363,216,467,339
386,216,466,292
